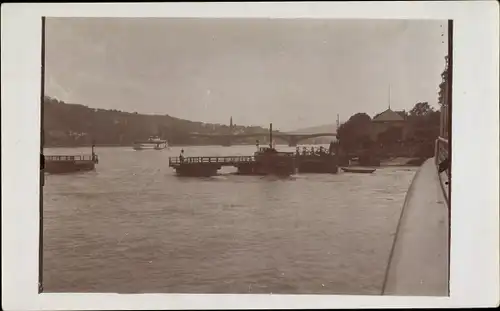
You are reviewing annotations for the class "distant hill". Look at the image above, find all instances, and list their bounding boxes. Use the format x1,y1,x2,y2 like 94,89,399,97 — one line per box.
42,96,269,147
288,123,338,134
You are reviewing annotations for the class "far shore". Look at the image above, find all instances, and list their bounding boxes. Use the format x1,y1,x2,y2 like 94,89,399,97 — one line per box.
43,143,260,148
43,142,333,148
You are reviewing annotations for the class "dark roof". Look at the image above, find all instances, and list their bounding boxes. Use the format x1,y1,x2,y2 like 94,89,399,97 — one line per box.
372,108,405,122
395,110,407,118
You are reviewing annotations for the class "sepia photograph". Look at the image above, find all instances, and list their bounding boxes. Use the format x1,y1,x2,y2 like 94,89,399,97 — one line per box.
40,17,451,296
2,2,499,310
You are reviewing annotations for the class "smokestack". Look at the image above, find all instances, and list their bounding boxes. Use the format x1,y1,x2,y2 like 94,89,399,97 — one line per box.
269,123,273,148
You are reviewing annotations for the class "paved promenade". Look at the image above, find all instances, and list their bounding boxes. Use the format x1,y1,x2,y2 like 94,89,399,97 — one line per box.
383,158,449,296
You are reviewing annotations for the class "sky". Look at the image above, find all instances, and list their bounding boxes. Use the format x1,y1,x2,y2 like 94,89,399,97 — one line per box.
44,18,448,131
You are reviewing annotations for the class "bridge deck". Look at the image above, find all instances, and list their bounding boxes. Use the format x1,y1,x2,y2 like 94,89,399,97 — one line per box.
169,156,255,167
189,132,336,138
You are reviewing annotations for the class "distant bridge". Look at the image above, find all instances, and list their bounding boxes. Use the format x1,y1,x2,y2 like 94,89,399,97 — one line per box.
188,132,337,147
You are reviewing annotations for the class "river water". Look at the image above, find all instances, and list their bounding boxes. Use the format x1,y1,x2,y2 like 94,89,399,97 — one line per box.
42,145,417,295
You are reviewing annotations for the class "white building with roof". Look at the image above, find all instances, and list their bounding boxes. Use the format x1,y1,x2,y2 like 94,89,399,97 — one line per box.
370,107,409,142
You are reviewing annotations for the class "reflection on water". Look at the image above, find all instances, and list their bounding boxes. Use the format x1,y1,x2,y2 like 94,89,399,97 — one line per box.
42,145,416,294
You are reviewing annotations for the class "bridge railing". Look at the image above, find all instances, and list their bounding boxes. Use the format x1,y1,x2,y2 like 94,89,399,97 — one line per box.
435,136,450,205
169,156,255,165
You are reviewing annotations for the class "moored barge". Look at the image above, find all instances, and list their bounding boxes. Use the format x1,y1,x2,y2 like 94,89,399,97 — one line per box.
236,146,296,176
169,123,297,177
295,145,339,174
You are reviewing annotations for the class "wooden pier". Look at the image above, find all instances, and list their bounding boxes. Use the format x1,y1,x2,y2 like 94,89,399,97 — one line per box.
168,153,339,176
43,145,99,174
44,154,98,174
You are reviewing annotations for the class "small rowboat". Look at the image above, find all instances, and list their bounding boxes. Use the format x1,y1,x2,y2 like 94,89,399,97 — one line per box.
341,167,376,174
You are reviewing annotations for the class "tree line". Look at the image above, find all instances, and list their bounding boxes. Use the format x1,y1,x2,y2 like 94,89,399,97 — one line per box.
42,96,268,147
336,55,448,158
336,102,440,156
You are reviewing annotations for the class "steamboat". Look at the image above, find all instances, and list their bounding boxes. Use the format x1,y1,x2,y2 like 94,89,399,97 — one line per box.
132,136,169,151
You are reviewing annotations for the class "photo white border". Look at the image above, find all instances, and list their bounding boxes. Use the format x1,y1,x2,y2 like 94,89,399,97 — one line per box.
2,1,499,310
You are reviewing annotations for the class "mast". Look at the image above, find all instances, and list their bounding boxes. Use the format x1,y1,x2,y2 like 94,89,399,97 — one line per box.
269,123,273,148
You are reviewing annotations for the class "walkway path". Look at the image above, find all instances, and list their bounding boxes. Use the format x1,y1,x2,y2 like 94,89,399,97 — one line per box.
383,158,449,296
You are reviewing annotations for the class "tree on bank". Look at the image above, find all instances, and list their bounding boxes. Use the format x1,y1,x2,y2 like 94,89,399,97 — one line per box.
337,100,441,156
438,56,449,107
336,112,373,152
409,102,434,118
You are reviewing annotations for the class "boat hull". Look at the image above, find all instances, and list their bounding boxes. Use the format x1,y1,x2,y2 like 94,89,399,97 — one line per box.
235,162,297,176
296,155,338,174
252,153,297,176
44,160,96,174
340,167,376,174
174,163,222,177
133,144,168,151
132,137,169,151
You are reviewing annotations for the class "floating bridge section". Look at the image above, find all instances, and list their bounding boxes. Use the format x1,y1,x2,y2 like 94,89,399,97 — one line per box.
169,152,339,176
169,156,257,176
44,154,99,174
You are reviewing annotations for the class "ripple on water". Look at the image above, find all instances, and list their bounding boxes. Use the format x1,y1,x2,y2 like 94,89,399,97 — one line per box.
42,146,417,294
